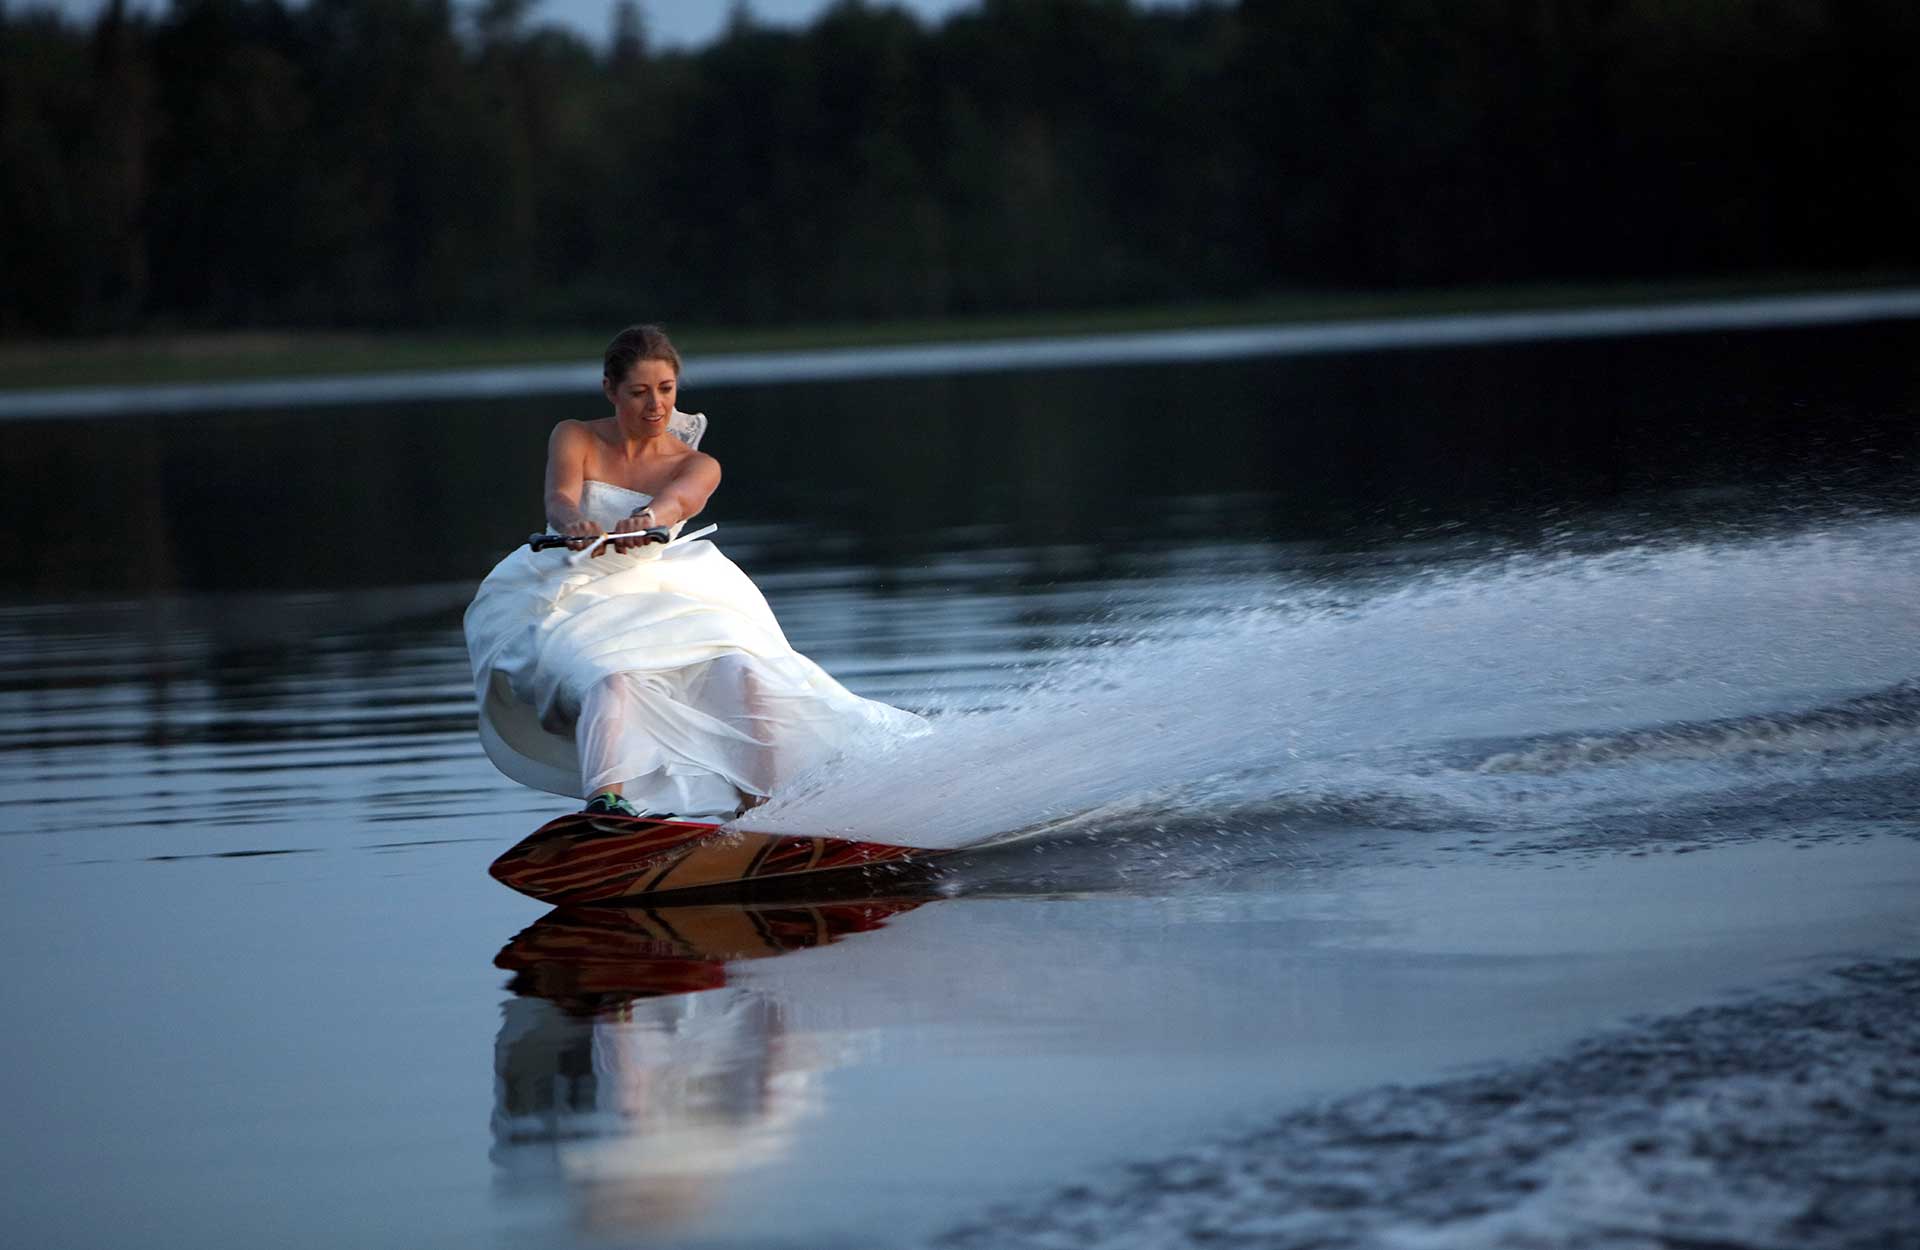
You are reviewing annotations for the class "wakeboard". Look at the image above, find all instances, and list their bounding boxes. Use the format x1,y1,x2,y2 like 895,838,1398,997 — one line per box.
489,811,950,905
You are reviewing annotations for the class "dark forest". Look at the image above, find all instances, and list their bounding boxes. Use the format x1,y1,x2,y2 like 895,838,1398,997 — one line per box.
3,0,1916,336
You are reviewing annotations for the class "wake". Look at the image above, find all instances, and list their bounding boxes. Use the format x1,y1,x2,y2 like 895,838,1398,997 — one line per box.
745,516,1920,851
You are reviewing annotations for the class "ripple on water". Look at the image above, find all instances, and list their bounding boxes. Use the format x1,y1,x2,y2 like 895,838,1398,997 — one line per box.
931,960,1920,1250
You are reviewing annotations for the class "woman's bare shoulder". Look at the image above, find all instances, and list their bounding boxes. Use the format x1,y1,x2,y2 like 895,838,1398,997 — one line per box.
549,417,601,445
679,448,722,481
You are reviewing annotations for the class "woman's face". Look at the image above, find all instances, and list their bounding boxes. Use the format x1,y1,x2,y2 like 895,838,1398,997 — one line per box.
604,358,679,433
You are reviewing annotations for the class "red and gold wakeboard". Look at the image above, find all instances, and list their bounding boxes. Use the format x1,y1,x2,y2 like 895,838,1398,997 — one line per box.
488,811,948,905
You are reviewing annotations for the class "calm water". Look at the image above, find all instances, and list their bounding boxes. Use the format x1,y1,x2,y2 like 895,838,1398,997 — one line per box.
3,319,1919,1249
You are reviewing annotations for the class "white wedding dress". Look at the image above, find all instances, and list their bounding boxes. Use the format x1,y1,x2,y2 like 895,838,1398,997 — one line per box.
465,475,923,817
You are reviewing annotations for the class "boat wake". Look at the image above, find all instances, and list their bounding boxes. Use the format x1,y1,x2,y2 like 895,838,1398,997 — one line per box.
1469,679,1920,775
747,516,1920,864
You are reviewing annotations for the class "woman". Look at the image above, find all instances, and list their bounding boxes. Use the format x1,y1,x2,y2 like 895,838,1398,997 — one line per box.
465,324,922,819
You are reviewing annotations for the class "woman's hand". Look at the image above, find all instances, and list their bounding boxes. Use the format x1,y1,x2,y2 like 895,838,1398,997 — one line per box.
609,510,655,553
560,518,606,553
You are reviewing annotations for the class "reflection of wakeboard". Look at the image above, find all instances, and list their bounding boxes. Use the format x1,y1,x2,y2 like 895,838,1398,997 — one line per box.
495,898,928,1007
489,812,950,905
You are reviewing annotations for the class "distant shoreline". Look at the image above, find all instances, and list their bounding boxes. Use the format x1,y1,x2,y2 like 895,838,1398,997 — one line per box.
3,273,1918,417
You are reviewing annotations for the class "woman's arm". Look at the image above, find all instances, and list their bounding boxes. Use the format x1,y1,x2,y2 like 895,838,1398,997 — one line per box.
543,421,598,541
545,422,595,529
611,453,722,533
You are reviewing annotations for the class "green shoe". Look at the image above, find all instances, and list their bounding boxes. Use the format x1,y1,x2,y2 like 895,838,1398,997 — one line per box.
584,792,641,818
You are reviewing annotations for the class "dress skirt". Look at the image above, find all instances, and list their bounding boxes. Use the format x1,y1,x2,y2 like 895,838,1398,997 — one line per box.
464,536,922,817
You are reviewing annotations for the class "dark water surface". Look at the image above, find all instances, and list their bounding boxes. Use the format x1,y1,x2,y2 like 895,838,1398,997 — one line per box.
3,321,1919,1249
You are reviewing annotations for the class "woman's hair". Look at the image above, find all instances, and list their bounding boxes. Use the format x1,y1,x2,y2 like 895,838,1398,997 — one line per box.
603,323,682,381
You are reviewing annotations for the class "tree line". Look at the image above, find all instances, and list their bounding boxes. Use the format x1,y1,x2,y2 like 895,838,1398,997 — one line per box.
2,0,1915,337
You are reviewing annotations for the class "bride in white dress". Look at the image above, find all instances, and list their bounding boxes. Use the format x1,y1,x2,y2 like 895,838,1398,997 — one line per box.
464,324,922,819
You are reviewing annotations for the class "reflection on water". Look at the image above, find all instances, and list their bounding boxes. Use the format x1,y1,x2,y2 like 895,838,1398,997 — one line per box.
495,900,929,1013
2,322,1918,1250
493,900,926,1237
494,990,799,1235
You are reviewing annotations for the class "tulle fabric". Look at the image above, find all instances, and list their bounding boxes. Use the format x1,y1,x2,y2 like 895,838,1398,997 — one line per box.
465,481,922,816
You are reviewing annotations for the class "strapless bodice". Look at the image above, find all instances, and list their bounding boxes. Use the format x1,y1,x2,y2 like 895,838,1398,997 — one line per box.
579,479,655,530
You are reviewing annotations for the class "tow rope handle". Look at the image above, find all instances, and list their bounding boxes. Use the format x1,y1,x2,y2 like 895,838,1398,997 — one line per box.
527,527,672,551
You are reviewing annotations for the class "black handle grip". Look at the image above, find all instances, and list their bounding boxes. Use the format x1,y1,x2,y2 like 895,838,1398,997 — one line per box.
528,528,672,551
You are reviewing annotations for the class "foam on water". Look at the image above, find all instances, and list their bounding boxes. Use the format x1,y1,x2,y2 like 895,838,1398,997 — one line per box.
747,516,1920,849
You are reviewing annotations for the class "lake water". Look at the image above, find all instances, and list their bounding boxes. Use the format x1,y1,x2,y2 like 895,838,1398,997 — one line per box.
3,313,1918,1249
